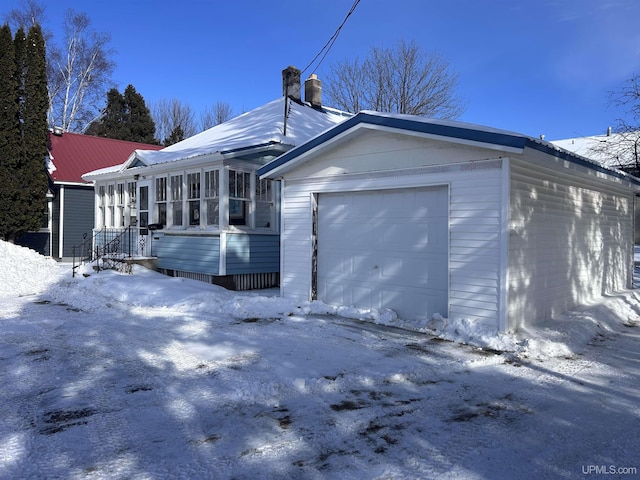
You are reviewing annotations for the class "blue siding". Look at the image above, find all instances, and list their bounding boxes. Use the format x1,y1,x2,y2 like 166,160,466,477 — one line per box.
226,234,280,274
63,187,95,258
154,234,220,275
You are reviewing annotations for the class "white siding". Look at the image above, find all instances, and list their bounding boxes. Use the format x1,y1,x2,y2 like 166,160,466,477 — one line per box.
281,157,506,330
508,158,634,330
287,130,512,180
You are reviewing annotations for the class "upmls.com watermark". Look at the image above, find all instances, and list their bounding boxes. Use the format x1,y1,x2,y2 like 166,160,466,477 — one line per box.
582,465,637,475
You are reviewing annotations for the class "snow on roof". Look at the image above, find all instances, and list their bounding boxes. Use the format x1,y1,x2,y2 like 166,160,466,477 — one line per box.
550,132,637,169
133,97,350,167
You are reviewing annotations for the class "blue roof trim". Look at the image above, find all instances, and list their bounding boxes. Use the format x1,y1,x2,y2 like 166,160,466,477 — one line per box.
258,111,640,187
525,139,640,186
220,140,282,155
258,112,527,177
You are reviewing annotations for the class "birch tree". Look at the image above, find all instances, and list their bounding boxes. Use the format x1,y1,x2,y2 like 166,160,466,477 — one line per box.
48,9,115,132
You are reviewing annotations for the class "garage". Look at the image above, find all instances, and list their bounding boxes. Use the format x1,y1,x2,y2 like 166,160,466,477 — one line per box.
316,186,449,320
259,110,640,333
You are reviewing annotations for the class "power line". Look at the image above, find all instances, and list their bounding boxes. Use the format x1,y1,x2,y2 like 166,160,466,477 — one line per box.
301,0,362,75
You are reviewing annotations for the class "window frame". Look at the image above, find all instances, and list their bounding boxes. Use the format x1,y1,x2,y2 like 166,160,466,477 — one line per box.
204,168,220,227
155,176,167,226
170,173,184,227
186,170,201,227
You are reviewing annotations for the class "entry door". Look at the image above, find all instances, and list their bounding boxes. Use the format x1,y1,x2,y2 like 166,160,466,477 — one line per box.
137,181,152,256
316,186,449,321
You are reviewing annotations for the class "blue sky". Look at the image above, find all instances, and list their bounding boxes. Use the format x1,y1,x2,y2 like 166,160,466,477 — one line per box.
4,0,640,140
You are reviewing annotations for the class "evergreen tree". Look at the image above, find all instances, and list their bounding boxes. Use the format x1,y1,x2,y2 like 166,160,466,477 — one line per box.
0,25,23,241
163,124,185,146
85,88,127,138
16,24,49,240
86,84,158,144
0,24,48,242
123,85,156,144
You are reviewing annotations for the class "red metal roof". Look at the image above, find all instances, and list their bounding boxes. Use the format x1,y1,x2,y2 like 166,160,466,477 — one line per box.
48,132,162,184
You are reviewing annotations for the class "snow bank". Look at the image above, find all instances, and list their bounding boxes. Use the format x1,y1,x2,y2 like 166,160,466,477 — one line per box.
3,239,639,362
0,241,62,297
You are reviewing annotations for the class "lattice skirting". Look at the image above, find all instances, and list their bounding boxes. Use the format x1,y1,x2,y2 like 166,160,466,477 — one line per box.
160,269,279,291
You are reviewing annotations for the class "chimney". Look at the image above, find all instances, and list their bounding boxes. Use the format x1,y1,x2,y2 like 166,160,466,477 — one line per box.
282,66,301,102
305,74,322,108
607,126,612,136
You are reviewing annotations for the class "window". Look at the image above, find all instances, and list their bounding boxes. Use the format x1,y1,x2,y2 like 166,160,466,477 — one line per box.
127,181,137,206
228,169,250,226
97,185,106,228
115,183,125,227
126,181,136,227
106,184,115,227
256,179,274,228
170,174,183,226
204,169,219,226
187,172,201,226
155,177,167,225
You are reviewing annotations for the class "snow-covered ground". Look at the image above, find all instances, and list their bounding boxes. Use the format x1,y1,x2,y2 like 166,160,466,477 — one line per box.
1,240,639,479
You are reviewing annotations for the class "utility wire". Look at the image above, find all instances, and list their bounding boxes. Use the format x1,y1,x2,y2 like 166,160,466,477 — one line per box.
301,0,362,75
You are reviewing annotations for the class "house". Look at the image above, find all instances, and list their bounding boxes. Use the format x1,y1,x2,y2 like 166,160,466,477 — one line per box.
82,67,349,289
16,130,161,260
258,111,640,333
551,128,640,172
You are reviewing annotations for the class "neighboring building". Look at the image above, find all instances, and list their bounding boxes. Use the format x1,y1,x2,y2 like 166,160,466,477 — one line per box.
83,67,349,289
16,130,161,260
551,128,640,173
259,111,640,333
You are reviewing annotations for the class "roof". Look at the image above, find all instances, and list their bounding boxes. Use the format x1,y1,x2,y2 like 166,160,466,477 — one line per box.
258,111,640,187
551,132,639,169
82,97,350,181
48,132,162,184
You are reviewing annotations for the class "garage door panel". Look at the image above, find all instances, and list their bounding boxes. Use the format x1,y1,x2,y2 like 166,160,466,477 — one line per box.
317,186,449,321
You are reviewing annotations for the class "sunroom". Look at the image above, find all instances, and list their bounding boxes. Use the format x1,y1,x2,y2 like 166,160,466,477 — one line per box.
82,68,349,288
85,149,280,290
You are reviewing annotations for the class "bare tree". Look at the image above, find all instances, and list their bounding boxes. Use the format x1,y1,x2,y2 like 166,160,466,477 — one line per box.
200,101,234,131
324,39,465,118
5,2,115,133
151,98,197,145
589,73,640,175
5,0,47,35
48,10,115,132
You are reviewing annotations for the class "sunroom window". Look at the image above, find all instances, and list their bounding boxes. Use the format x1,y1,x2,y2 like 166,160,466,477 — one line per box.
187,172,201,226
256,178,274,228
204,169,219,226
228,169,250,226
97,185,105,228
106,184,115,227
155,177,167,225
170,174,183,226
115,183,125,227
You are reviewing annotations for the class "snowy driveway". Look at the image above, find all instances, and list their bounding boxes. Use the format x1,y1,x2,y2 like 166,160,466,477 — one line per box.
1,260,639,479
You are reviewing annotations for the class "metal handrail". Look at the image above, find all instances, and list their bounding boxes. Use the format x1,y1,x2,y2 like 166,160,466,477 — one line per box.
72,226,137,277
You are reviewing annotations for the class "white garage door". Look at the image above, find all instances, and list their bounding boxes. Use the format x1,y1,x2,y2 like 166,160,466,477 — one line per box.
317,186,449,321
